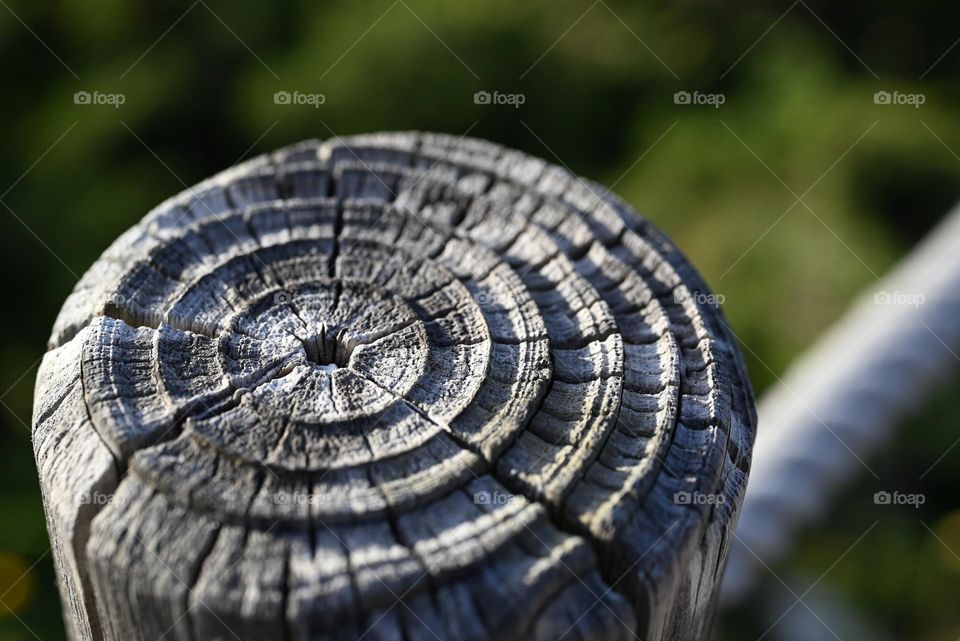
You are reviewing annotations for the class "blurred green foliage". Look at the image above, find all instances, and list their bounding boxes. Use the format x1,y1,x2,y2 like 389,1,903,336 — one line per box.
1,1,958,639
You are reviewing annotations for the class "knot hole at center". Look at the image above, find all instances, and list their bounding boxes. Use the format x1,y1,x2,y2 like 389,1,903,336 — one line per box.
301,328,352,369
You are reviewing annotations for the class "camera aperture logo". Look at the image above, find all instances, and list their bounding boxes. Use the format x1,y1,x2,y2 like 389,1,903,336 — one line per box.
74,90,125,108
274,90,326,108
873,90,924,108
674,90,725,109
474,90,525,108
274,288,298,305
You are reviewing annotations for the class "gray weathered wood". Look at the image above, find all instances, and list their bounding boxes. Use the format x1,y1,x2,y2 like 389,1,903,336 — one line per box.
33,132,756,641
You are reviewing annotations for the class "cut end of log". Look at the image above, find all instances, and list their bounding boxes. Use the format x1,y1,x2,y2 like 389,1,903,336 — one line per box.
32,132,756,641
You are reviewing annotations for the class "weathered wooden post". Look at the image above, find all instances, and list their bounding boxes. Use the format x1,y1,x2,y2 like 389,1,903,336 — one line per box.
33,132,756,641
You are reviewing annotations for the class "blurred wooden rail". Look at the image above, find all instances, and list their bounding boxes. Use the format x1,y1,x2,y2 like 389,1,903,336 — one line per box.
722,202,960,605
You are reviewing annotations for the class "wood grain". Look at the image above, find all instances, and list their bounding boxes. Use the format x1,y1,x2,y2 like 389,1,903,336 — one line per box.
33,132,756,641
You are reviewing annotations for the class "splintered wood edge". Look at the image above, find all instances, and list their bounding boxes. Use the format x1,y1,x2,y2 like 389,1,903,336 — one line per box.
33,132,756,641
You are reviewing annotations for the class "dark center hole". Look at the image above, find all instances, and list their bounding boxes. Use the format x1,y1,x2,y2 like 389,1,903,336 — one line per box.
301,329,351,368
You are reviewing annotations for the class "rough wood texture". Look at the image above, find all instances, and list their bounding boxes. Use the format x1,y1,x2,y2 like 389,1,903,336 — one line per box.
33,132,756,641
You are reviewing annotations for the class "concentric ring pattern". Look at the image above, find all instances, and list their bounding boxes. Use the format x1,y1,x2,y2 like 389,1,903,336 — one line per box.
33,132,756,641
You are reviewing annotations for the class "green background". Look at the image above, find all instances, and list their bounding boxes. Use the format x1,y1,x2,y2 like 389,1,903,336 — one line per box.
0,1,958,639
